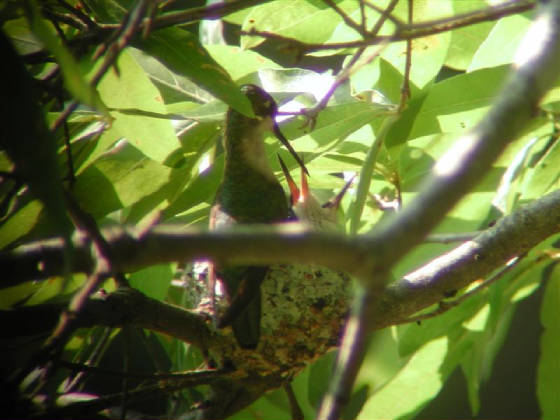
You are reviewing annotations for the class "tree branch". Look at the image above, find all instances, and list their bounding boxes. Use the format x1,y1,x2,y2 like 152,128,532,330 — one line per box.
363,0,560,281
242,0,535,52
1,287,215,350
4,189,560,322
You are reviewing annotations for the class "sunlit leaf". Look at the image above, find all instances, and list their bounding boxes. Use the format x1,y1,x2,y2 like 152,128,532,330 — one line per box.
96,50,180,162
358,337,449,420
241,0,354,50
444,1,495,70
73,141,174,218
133,27,253,116
468,14,531,71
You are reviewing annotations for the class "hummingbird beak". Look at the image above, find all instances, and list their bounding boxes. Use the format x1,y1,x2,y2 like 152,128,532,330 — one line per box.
277,154,300,205
300,164,309,202
322,174,356,210
273,122,309,176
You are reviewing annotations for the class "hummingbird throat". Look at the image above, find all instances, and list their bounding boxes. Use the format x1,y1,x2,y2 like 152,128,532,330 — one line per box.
236,122,277,183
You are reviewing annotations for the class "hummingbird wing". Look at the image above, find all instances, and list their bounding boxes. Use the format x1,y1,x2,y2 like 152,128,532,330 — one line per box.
217,265,268,349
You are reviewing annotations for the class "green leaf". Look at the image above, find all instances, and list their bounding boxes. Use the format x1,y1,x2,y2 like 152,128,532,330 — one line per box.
537,264,560,419
241,0,354,50
285,101,389,155
129,264,174,301
358,337,448,420
0,200,43,249
387,65,510,148
130,48,215,105
444,1,495,70
468,14,531,71
398,293,485,358
349,55,381,94
163,157,224,222
133,27,253,117
522,136,560,200
96,50,180,162
205,45,281,81
24,0,108,115
73,141,174,218
3,18,43,55
80,0,133,24
0,29,73,245
349,117,393,234
379,0,452,88
308,352,336,407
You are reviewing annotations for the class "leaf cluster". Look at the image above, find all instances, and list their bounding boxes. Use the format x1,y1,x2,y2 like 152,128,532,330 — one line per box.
1,0,560,419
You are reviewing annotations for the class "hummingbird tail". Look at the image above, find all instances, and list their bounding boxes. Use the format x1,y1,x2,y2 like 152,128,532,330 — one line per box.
217,266,267,349
231,294,261,349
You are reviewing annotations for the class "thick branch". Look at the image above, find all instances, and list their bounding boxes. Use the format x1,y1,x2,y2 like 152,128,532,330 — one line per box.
3,189,560,288
1,287,215,350
363,0,560,281
4,190,560,352
372,189,560,329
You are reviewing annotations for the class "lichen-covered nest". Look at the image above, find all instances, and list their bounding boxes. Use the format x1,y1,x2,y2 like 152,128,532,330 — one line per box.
197,263,353,378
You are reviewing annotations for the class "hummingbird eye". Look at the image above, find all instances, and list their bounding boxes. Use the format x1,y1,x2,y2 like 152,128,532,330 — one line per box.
241,84,278,118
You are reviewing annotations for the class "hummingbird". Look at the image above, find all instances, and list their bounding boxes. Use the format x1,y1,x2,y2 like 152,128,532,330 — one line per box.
277,155,355,231
210,84,307,349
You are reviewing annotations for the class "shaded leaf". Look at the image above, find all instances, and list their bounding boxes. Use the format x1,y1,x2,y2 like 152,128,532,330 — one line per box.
129,264,174,301
133,27,253,116
538,265,560,420
24,0,108,115
73,141,174,218
0,30,72,244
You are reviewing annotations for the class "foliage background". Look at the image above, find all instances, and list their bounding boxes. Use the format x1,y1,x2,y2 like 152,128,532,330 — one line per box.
1,0,558,419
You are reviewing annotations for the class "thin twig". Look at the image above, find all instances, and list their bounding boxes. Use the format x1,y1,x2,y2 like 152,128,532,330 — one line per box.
300,42,388,130
364,0,403,27
109,0,269,31
309,0,395,125
242,0,535,53
43,8,88,31
120,327,131,420
424,232,482,243
397,254,526,324
33,368,234,419
58,93,76,188
368,0,399,36
56,0,97,30
50,0,149,133
61,327,112,393
291,0,402,127
23,0,270,66
10,190,130,390
359,0,367,32
323,0,366,37
284,383,304,420
399,0,413,112
58,361,226,380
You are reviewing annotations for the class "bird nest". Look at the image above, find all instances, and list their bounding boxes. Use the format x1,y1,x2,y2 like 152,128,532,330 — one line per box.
194,263,353,379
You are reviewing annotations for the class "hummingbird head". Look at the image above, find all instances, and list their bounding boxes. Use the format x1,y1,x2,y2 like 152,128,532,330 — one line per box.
241,84,278,120
234,84,309,176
